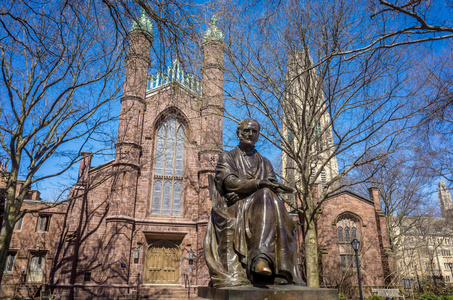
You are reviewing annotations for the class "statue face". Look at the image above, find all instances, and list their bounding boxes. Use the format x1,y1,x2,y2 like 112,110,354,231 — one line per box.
237,121,260,147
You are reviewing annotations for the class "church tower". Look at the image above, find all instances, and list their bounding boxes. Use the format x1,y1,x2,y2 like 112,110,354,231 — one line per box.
438,180,453,218
281,48,339,193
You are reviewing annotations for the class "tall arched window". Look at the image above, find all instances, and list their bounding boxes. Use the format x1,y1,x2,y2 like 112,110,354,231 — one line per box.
351,227,357,240
338,227,344,242
151,117,184,216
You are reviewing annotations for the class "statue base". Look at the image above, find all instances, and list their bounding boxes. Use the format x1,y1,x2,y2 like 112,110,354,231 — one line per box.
198,285,339,300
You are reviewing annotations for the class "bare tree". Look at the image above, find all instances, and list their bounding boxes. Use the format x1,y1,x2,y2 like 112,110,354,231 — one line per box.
407,42,453,186
0,1,128,281
350,153,432,244
218,0,432,286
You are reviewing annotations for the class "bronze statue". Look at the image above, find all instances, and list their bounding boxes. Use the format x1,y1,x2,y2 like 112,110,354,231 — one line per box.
204,118,305,287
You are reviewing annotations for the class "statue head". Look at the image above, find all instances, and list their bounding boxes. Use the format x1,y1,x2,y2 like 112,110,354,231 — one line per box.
237,118,260,149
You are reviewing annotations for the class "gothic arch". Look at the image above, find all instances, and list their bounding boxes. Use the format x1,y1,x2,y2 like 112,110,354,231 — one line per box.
152,106,192,141
334,211,363,226
335,212,362,244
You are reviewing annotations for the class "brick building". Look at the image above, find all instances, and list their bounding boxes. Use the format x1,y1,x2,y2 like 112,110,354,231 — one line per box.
0,171,68,299
317,188,394,297
46,13,224,299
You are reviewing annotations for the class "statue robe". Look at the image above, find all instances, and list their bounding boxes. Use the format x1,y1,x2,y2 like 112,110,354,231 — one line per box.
204,146,303,287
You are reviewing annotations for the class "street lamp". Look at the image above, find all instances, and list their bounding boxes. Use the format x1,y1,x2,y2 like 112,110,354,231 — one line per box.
351,238,364,300
133,247,140,264
188,248,194,265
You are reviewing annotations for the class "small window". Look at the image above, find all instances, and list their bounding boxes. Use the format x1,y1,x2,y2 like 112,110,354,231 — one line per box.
340,254,355,269
4,252,16,272
347,255,354,268
402,278,411,289
344,227,350,242
84,272,91,282
338,227,343,242
15,216,23,230
321,170,326,184
37,215,50,232
340,255,346,268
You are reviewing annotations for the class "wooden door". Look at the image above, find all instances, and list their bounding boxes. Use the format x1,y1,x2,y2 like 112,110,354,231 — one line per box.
145,240,180,284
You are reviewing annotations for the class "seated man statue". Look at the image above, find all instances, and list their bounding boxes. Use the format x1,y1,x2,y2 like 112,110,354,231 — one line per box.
204,118,304,287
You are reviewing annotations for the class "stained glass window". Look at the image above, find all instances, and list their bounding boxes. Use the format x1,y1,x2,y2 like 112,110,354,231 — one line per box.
351,227,357,240
151,117,184,216
338,227,343,242
344,227,350,242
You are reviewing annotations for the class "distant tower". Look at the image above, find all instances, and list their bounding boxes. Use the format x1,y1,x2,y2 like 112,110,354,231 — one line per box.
281,48,339,193
438,180,453,218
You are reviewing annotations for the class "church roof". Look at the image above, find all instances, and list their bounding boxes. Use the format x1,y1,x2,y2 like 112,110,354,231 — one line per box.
147,59,202,96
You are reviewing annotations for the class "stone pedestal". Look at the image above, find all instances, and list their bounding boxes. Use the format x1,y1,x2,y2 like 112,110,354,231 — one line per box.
198,285,339,300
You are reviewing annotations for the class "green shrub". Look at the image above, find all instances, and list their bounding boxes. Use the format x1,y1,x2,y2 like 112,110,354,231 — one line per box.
419,294,440,300
365,296,384,300
439,296,453,300
338,293,348,300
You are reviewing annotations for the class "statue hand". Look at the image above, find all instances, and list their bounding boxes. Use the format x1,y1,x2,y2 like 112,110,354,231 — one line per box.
258,180,281,192
259,180,294,194
226,192,240,204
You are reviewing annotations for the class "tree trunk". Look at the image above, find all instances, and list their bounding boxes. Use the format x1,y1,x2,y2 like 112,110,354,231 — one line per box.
303,189,320,288
0,185,20,282
305,216,320,287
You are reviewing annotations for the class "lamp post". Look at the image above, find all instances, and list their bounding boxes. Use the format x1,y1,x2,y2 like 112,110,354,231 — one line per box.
351,238,364,300
133,246,140,264
188,248,194,265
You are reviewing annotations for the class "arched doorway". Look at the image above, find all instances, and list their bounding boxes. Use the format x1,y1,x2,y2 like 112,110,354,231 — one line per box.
145,240,180,284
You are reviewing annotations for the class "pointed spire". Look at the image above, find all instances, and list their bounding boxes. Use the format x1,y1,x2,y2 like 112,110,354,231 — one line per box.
130,7,154,38
438,179,453,218
203,15,224,45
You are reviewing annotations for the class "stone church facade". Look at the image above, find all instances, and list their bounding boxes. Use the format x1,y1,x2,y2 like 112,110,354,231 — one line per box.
47,14,224,299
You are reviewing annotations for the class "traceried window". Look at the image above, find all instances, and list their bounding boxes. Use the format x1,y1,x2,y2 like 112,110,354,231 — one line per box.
151,117,184,216
336,214,360,271
337,215,359,243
